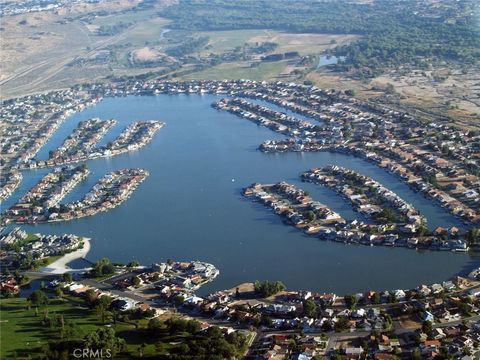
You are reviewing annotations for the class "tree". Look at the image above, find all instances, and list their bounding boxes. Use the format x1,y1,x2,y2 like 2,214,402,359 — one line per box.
127,260,140,268
166,318,201,334
90,258,115,278
62,273,73,283
344,294,357,309
55,287,64,299
132,276,141,287
417,222,430,237
261,315,273,327
302,299,318,318
95,296,113,324
84,289,98,307
84,327,125,356
377,208,398,224
334,316,349,332
385,83,396,94
155,342,166,353
148,318,167,336
322,319,333,331
306,210,316,222
29,290,48,306
422,320,433,335
388,292,397,304
253,280,286,297
466,228,480,246
342,126,352,140
19,274,29,285
411,348,422,360
175,343,190,355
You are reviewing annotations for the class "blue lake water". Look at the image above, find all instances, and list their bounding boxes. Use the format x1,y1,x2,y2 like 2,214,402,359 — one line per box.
317,55,345,68
3,94,479,295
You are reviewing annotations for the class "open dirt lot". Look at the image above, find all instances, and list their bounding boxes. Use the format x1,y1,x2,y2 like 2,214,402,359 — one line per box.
0,0,170,98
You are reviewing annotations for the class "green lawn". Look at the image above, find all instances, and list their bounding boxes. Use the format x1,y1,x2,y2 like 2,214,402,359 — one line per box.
24,233,40,242
0,296,165,358
1,294,253,358
0,296,101,359
42,255,62,267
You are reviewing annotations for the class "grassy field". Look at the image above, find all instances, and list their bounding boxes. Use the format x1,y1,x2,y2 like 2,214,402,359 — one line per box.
88,7,160,27
0,295,166,359
248,31,357,55
0,296,101,358
198,29,356,56
1,294,250,358
114,17,171,45
182,60,288,81
198,29,271,54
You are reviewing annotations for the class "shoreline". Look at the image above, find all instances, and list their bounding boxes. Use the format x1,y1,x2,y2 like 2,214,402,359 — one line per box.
40,237,92,274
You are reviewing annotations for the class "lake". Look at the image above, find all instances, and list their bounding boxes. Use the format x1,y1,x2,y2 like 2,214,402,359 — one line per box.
3,94,479,295
317,55,345,69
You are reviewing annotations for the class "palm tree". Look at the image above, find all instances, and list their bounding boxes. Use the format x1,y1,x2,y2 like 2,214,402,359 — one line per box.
96,306,110,324
466,228,480,246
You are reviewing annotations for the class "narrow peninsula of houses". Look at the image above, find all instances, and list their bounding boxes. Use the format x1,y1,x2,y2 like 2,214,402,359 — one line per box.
2,168,148,224
34,120,163,169
244,176,468,252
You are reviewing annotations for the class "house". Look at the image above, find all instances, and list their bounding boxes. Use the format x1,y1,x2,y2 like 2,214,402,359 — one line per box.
345,347,364,356
291,354,310,360
171,276,193,288
468,288,480,297
453,276,470,288
184,296,204,306
433,227,447,236
265,304,296,315
442,281,456,292
430,283,443,294
394,289,406,301
432,328,446,339
137,303,152,313
420,339,441,354
468,268,480,280
422,311,435,322
0,280,19,294
352,308,366,318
